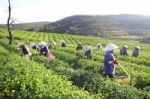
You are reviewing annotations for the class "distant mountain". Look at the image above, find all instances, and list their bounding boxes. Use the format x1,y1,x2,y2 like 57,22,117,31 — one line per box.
40,14,150,37
1,14,150,37
0,22,50,31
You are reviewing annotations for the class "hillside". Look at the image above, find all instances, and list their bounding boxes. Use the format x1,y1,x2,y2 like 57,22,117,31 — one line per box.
0,22,50,31
41,14,150,37
1,14,150,37
0,28,150,98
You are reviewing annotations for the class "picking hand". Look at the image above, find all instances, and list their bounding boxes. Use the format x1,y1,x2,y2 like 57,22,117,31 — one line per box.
113,60,119,64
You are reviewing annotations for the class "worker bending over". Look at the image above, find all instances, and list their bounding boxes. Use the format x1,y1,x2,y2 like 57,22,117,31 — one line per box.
18,42,31,59
38,41,55,59
120,45,128,56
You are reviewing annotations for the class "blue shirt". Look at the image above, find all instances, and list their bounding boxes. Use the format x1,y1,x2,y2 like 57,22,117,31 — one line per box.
85,50,92,56
132,48,139,57
120,48,128,56
103,52,115,74
41,46,49,55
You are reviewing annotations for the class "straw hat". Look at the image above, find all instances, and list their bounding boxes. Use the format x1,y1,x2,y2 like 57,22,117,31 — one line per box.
38,41,47,46
29,43,35,48
135,46,140,49
78,42,82,45
84,45,91,51
124,45,128,48
105,43,118,51
52,42,56,45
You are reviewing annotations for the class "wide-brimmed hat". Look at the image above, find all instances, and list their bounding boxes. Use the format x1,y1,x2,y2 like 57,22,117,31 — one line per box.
124,45,128,48
105,43,118,51
135,46,140,49
52,42,56,45
78,42,82,45
38,41,47,46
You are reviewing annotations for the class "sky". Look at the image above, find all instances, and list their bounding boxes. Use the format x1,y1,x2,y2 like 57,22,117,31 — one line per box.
0,0,150,24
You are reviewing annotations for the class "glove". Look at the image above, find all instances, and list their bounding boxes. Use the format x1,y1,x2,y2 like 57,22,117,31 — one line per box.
108,61,113,64
113,60,119,64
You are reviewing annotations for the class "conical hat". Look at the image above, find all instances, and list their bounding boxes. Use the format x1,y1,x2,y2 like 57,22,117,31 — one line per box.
135,46,140,49
124,45,128,48
105,43,118,51
29,43,35,48
38,41,47,46
78,42,82,45
52,42,56,45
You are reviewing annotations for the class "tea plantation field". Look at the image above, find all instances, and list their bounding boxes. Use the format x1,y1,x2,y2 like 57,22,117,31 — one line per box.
0,28,150,98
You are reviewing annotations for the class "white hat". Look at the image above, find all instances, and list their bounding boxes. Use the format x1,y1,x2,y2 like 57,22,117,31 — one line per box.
29,43,35,48
124,45,128,48
84,45,91,51
38,41,47,46
105,43,118,51
78,42,82,44
52,42,56,45
135,46,140,49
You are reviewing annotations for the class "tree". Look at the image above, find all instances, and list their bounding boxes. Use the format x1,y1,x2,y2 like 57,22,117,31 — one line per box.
7,0,13,45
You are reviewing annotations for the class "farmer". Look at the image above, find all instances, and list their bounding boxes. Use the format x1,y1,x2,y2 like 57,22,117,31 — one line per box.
83,44,92,59
120,45,128,56
48,42,57,49
103,43,119,78
60,40,67,48
76,42,82,50
18,42,32,59
132,46,140,58
38,41,55,59
30,43,37,50
96,43,102,51
52,42,56,47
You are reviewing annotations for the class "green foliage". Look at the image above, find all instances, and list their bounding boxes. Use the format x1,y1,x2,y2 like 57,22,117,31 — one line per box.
0,28,150,98
0,53,94,98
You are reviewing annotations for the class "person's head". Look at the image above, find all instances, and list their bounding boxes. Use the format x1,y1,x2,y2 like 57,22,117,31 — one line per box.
19,44,25,48
78,42,82,45
18,42,25,48
135,46,140,50
105,43,118,53
123,45,128,49
52,42,56,46
38,41,47,47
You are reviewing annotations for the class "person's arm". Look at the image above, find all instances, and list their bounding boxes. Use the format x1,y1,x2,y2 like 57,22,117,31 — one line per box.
111,53,118,64
45,46,49,53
